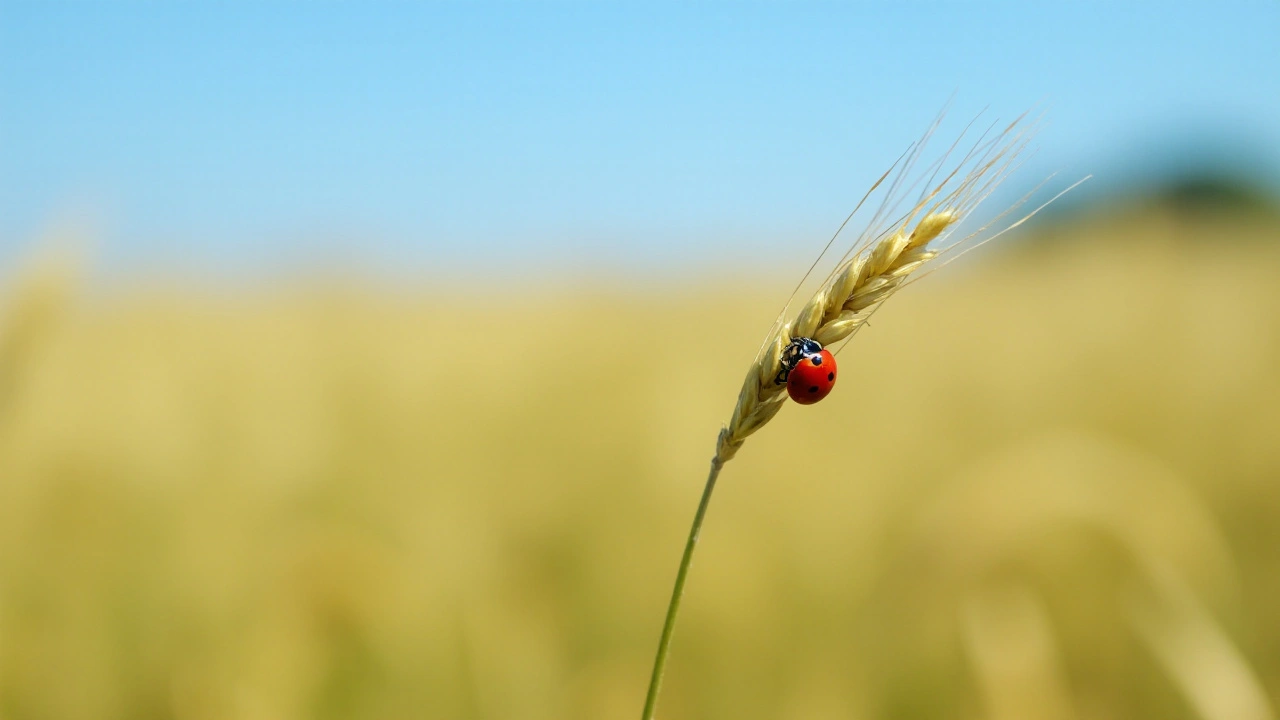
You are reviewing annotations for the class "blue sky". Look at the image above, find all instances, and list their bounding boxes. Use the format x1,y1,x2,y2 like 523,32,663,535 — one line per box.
2,2,1278,279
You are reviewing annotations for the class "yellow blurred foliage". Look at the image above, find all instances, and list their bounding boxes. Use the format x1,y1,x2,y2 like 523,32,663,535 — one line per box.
1,210,1279,720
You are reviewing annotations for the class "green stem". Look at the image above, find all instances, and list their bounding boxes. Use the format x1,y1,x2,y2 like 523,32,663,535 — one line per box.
641,455,724,720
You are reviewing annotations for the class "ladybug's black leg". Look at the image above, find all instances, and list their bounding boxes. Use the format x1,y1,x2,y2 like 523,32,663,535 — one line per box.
775,340,800,385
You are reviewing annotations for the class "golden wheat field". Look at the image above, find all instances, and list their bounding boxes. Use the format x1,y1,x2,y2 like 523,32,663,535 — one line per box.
1,208,1278,720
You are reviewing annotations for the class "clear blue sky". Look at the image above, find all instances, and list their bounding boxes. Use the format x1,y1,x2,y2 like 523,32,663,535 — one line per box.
2,2,1278,278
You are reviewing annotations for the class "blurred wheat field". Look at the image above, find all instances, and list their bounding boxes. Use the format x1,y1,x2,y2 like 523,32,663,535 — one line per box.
1,211,1279,720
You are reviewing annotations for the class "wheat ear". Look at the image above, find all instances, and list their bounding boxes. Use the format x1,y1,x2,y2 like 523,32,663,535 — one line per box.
715,208,955,462
642,115,1044,720
714,115,1037,463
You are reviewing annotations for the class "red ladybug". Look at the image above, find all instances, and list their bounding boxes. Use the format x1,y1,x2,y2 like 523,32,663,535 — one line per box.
776,337,837,405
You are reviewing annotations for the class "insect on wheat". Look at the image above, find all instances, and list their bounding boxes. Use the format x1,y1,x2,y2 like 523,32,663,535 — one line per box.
640,109,1088,720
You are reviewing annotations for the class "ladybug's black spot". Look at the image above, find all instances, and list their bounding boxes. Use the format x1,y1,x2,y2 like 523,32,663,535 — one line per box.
828,372,834,381
809,386,819,393
811,355,822,366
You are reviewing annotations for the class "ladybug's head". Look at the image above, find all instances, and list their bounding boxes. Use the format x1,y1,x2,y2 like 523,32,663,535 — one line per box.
790,337,822,357
776,336,824,384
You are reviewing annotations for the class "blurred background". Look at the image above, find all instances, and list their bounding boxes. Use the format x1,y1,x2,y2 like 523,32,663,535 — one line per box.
2,3,1280,719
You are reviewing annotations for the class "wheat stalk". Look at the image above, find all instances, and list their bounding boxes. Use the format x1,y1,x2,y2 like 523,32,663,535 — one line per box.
641,112,1076,720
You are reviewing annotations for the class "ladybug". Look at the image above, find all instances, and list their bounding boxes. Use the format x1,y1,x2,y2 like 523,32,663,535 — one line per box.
775,337,837,405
